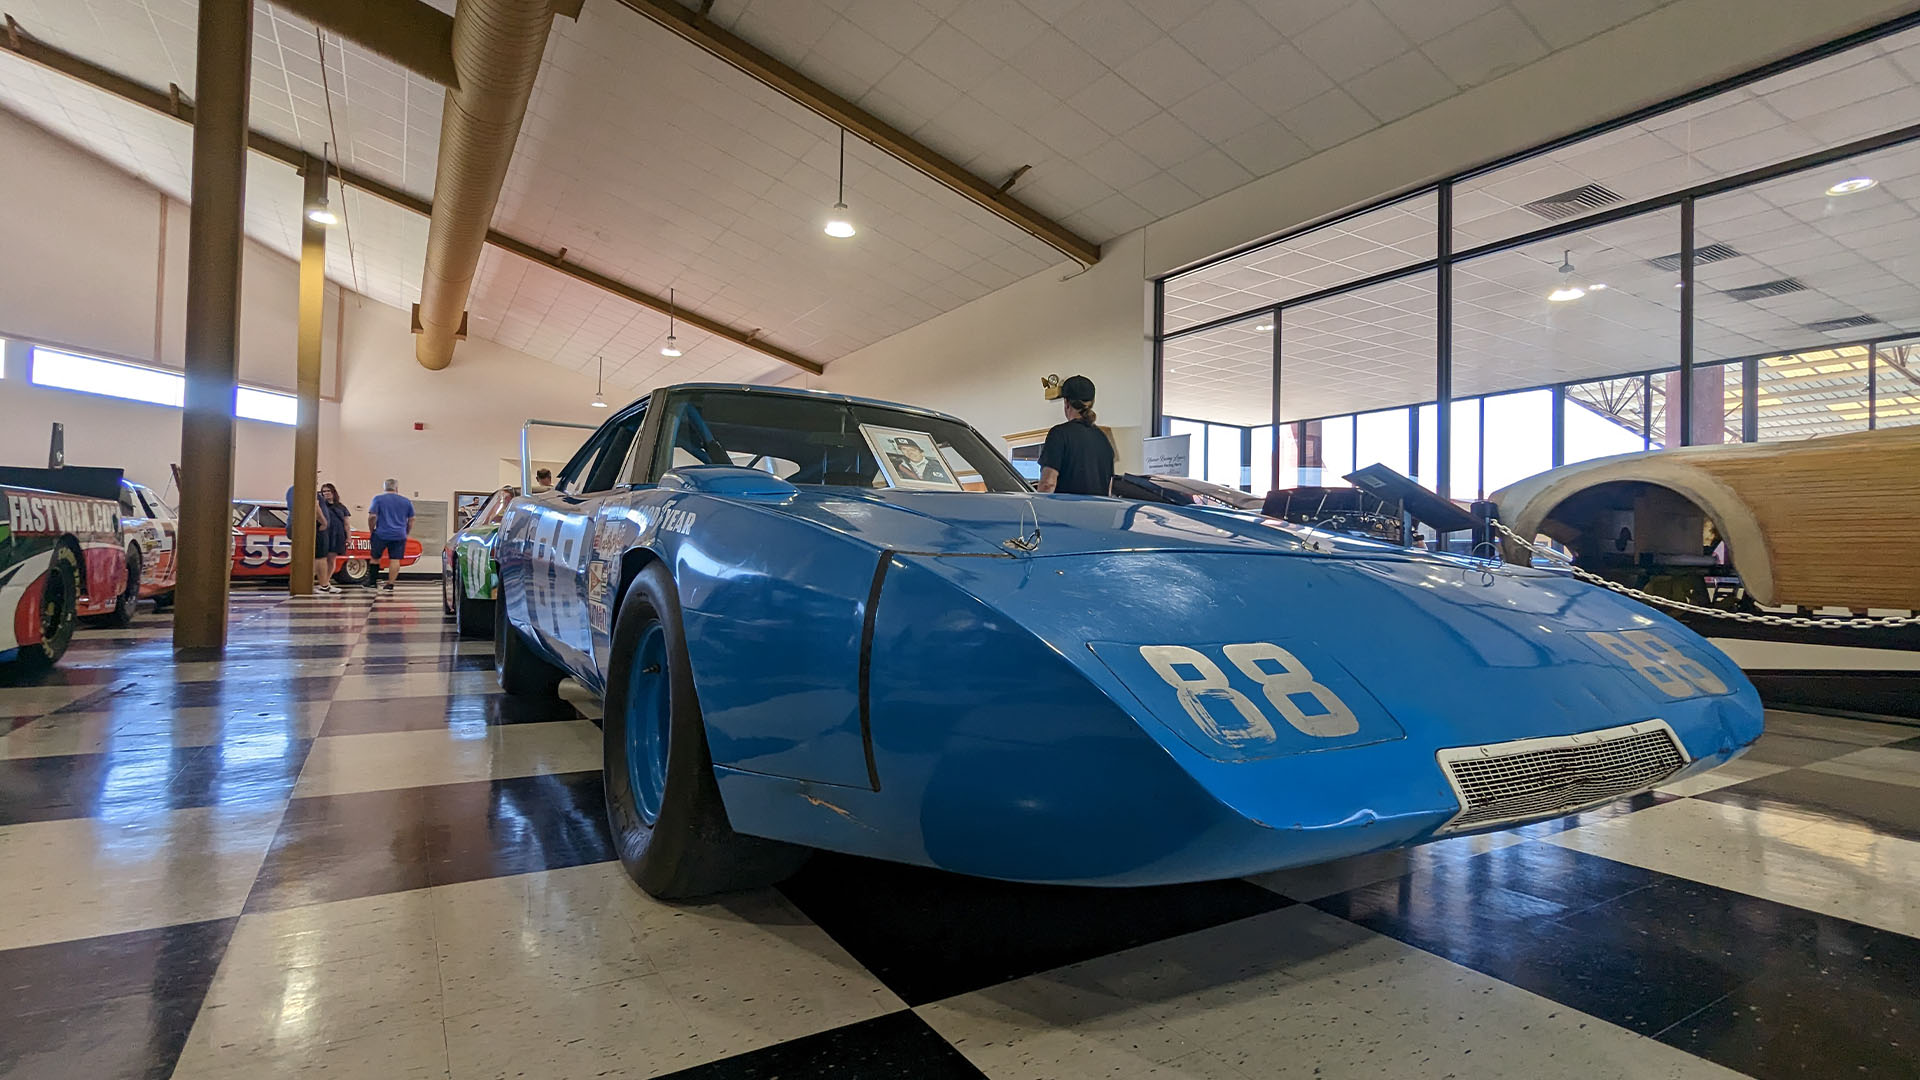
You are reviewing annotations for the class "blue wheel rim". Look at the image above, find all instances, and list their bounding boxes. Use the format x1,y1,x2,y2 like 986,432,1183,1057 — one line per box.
625,623,672,826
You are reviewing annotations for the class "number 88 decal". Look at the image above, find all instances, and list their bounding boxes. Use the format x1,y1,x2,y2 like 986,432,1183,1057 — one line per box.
1586,630,1728,697
1139,643,1360,744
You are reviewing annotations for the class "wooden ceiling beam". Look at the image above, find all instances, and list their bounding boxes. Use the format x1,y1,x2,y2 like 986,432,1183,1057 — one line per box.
613,0,1101,267
0,17,824,376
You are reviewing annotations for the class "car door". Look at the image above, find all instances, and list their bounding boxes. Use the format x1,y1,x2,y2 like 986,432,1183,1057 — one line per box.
522,404,648,677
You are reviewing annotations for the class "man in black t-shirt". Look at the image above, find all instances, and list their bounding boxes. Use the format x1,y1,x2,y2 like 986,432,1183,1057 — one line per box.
1037,375,1114,496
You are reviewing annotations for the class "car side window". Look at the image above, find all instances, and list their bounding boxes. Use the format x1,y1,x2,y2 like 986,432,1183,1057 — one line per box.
579,409,647,493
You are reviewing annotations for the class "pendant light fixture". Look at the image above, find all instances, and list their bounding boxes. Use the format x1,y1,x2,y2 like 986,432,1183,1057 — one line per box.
1547,249,1586,303
591,355,608,408
824,128,856,239
661,288,683,357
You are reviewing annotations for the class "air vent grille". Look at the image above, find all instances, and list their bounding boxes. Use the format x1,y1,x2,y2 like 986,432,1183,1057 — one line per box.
1723,278,1807,302
1521,183,1623,221
1436,723,1688,833
1648,243,1740,272
1803,315,1879,333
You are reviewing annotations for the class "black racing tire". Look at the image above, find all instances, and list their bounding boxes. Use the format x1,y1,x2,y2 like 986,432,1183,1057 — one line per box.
456,588,494,640
151,591,174,613
603,561,809,899
14,544,81,673
334,557,373,588
94,544,140,628
495,586,563,697
442,563,458,618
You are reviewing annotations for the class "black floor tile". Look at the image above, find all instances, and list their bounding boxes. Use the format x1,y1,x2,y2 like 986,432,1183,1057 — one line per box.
1699,769,1920,843
778,852,1291,1006
0,738,312,824
321,693,580,736
345,654,495,675
104,676,341,710
246,770,613,911
652,1012,985,1079
1318,841,1920,1076
1656,911,1920,1079
0,665,121,688
1740,732,1865,766
1888,735,1920,752
1316,843,1715,1034
0,917,236,1080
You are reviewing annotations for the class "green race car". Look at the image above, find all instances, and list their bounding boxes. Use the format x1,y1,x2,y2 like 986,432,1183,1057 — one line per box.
441,485,516,638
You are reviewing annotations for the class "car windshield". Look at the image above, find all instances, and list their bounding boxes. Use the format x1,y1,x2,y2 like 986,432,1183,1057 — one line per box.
650,390,1028,493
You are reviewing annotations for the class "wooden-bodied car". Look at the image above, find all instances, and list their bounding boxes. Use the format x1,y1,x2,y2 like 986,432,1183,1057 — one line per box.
1491,425,1920,613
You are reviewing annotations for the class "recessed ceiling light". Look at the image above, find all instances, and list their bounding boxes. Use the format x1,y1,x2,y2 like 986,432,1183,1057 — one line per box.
1589,282,1607,291
1826,177,1876,196
1252,322,1273,332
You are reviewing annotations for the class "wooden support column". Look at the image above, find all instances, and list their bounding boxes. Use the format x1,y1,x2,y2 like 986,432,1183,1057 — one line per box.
288,159,326,596
172,0,252,656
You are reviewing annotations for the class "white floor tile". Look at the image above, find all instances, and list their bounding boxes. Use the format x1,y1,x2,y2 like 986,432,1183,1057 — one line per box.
1547,796,1920,938
919,906,1740,1080
0,806,284,950
1804,746,1920,789
332,670,502,700
292,720,601,797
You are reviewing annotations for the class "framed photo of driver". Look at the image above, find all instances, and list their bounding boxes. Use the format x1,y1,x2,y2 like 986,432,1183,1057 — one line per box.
861,425,961,490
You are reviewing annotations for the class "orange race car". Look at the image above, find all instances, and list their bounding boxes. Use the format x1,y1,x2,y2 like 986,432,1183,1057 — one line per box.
231,499,422,587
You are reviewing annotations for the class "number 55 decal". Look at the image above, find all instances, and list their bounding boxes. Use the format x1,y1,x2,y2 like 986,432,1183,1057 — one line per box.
1139,643,1360,745
1586,630,1729,697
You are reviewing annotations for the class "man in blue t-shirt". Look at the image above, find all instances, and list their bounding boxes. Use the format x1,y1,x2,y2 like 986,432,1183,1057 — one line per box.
366,479,415,593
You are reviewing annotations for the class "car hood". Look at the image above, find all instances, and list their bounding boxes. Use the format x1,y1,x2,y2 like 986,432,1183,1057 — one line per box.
761,488,1446,564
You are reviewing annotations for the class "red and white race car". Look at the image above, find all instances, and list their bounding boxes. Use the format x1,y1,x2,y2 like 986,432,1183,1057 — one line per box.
119,479,178,609
231,500,422,587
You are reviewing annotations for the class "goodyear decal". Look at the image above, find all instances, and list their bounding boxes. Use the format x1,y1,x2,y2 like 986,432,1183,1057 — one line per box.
5,493,117,536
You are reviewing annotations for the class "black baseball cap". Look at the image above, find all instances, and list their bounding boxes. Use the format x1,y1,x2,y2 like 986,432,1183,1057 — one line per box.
1061,374,1096,402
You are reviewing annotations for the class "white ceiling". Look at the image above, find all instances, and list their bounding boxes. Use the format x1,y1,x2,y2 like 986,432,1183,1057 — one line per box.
0,0,1687,394
1160,20,1920,434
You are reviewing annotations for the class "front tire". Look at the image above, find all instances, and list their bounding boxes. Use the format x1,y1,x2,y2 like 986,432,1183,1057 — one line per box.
13,545,81,673
495,586,563,697
95,545,140,628
335,557,372,588
603,562,808,899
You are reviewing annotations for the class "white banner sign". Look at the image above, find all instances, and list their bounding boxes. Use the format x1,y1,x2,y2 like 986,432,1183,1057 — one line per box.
1143,434,1191,477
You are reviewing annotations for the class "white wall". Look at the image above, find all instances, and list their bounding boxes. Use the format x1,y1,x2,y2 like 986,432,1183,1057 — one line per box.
0,105,610,571
813,229,1153,469
816,0,1918,471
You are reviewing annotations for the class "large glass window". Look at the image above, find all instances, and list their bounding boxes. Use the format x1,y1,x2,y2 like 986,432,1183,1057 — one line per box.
1876,338,1920,427
1481,390,1554,493
1155,16,1920,503
1164,193,1437,332
1452,22,1920,250
29,345,296,425
1452,208,1682,398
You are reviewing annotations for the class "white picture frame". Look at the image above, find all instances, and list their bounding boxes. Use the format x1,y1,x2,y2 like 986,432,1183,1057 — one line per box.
860,424,962,491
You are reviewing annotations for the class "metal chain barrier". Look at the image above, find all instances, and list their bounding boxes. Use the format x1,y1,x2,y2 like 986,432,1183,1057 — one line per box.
1485,519,1920,629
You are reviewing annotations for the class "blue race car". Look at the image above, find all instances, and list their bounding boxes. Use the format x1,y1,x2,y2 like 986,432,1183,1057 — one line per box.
492,384,1763,899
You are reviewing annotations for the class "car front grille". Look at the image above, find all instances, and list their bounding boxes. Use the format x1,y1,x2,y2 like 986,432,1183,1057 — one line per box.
1435,721,1689,833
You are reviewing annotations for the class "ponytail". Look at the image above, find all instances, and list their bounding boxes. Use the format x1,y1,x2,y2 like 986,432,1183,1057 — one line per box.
1069,398,1097,425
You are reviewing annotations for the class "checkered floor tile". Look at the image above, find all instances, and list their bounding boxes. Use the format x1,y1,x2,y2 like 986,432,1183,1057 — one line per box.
1,581,1916,1079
